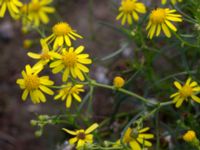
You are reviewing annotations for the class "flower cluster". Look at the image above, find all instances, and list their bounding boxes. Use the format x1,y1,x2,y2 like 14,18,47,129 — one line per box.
116,0,183,39
16,20,92,110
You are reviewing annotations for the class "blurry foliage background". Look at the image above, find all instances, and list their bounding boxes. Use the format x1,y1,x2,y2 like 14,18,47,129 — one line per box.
0,0,200,150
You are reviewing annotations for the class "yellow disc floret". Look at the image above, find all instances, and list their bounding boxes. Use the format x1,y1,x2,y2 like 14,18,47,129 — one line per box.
180,85,193,98
150,8,166,24
121,0,135,13
53,22,72,36
24,75,40,90
62,52,77,67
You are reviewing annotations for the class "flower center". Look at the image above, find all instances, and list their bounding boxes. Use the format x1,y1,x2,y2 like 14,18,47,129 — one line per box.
41,52,51,60
150,8,166,24
180,85,193,97
62,52,77,67
121,0,135,13
52,22,72,36
30,2,41,12
77,132,86,140
24,75,40,90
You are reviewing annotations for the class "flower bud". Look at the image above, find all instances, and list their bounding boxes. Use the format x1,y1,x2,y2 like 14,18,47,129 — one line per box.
183,130,196,142
113,76,125,88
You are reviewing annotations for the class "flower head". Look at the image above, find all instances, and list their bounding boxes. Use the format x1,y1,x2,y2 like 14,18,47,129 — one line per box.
122,127,154,150
162,0,182,5
146,8,182,39
28,39,60,66
183,130,196,142
50,46,92,81
113,76,125,88
170,78,200,108
63,123,99,149
20,0,55,27
23,39,33,49
16,64,54,103
45,22,83,49
54,83,84,108
0,0,23,18
116,0,146,25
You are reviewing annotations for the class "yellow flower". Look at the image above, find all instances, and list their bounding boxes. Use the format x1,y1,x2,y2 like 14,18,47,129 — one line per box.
63,123,99,149
123,127,154,150
113,76,125,88
16,64,54,103
23,39,33,49
146,8,182,39
54,83,84,108
20,0,55,27
45,22,83,49
116,0,146,25
183,130,196,142
162,0,182,5
28,39,61,66
0,0,23,19
170,78,200,108
50,46,92,81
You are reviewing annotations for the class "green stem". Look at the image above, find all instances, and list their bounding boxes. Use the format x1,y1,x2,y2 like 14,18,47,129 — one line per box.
156,111,160,150
91,80,156,105
173,31,199,48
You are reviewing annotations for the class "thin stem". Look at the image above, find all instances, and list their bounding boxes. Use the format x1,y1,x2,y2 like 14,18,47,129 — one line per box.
156,111,160,150
90,80,156,105
100,43,129,61
173,31,199,48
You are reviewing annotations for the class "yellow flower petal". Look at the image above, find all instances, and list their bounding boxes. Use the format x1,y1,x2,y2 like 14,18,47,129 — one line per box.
191,95,200,103
175,98,184,108
75,46,84,54
85,123,99,134
22,89,29,101
174,81,182,90
39,85,54,95
62,128,77,135
137,138,152,147
64,35,71,46
130,140,141,150
69,137,78,144
139,127,150,133
66,94,72,108
76,139,85,148
138,133,154,139
161,23,171,38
